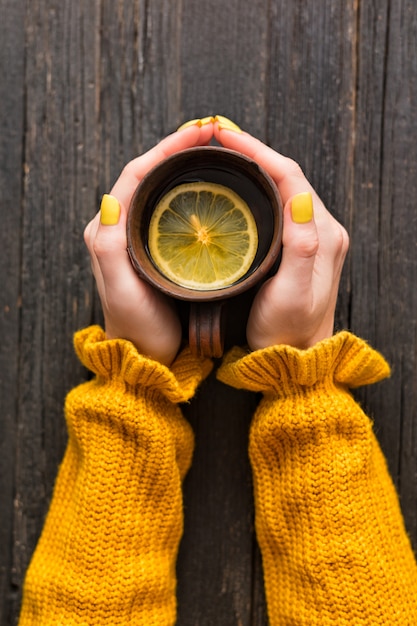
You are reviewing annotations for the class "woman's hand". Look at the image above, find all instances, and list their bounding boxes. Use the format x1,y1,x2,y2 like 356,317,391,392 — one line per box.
84,122,214,366
214,120,349,351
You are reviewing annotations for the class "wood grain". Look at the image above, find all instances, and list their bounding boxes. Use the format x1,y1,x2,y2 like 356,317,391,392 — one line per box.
0,0,416,624
0,1,26,623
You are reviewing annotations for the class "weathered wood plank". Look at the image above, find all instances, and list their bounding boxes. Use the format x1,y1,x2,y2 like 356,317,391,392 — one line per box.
178,377,259,626
98,0,185,171
265,1,357,249
179,0,270,139
0,1,26,622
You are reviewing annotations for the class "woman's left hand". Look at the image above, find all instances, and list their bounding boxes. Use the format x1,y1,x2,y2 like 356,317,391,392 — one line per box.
84,122,214,365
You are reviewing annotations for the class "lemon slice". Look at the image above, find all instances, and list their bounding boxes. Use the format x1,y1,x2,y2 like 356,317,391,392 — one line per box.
148,181,258,290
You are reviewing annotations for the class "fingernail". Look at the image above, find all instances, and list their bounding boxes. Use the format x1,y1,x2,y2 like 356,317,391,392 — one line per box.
100,194,121,225
291,192,314,224
200,115,215,126
215,115,242,133
177,118,203,131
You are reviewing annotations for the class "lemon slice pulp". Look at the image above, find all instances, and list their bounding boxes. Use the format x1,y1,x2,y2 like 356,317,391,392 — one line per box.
148,181,258,290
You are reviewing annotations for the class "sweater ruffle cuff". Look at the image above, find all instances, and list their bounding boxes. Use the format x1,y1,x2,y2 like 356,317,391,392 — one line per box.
217,331,390,395
74,325,213,403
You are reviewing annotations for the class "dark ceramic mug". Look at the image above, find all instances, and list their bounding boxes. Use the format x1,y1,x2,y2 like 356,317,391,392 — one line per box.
127,146,283,357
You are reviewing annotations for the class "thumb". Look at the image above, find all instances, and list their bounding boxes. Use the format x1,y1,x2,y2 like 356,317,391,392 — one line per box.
278,191,318,294
94,194,135,287
87,194,150,314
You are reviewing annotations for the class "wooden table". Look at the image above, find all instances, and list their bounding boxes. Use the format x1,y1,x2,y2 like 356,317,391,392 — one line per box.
1,1,416,623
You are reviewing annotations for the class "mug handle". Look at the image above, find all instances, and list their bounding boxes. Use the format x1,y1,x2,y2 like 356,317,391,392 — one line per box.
189,301,226,358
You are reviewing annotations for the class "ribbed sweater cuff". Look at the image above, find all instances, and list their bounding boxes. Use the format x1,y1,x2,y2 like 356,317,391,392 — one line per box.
217,331,390,395
74,325,213,403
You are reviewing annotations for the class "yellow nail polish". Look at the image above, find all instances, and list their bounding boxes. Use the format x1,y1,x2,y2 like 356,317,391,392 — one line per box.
200,115,215,126
177,118,203,131
100,194,121,225
291,192,314,224
215,115,242,133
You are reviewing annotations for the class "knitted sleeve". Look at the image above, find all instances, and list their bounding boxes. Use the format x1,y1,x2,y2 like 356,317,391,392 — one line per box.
217,331,417,625
18,326,212,626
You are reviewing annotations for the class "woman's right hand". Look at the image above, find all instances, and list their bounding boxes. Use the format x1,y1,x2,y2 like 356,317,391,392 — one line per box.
214,119,349,351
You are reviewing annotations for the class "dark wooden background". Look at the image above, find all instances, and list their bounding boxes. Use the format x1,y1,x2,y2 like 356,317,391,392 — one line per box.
1,1,416,624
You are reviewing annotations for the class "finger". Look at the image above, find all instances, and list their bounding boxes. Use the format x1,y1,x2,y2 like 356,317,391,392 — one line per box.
273,193,347,308
111,123,214,208
83,213,103,280
274,192,319,296
246,193,319,350
90,195,141,295
214,124,320,208
85,122,215,298
83,197,128,311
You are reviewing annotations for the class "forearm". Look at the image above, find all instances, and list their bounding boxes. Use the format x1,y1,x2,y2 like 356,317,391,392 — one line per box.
19,326,211,626
218,332,417,625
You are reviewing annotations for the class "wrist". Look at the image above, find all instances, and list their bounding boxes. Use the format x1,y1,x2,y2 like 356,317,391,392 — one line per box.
247,314,335,352
103,320,182,367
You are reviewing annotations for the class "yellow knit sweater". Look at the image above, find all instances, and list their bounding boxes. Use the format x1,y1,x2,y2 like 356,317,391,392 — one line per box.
19,328,417,624
217,331,417,624
18,326,212,625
